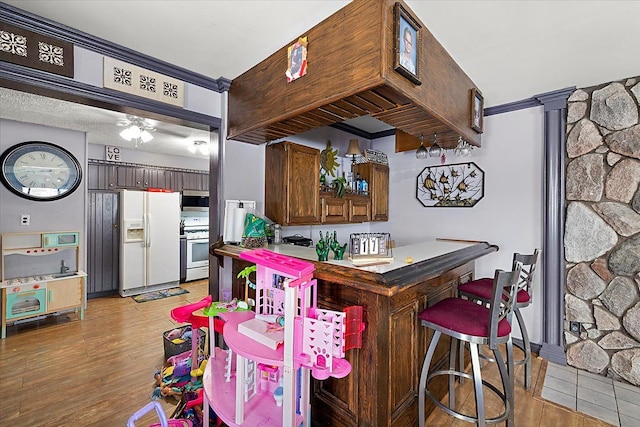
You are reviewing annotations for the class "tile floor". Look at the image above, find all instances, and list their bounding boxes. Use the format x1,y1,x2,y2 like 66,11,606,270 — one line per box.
542,362,640,427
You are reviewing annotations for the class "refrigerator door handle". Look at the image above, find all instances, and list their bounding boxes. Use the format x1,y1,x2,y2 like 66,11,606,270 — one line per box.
145,213,151,248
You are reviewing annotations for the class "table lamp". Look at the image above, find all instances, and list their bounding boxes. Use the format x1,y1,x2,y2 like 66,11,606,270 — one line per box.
346,139,361,171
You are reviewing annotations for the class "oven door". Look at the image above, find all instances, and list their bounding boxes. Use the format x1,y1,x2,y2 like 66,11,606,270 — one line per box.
6,285,47,320
186,238,210,269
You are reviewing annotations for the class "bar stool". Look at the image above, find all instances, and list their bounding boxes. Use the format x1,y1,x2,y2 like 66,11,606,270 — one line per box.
458,250,540,389
418,267,521,427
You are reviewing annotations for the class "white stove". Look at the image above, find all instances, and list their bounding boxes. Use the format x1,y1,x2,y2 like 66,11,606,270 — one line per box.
182,216,209,281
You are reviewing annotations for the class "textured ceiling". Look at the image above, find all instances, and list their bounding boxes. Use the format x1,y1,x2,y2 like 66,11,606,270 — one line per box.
0,88,212,158
2,1,639,155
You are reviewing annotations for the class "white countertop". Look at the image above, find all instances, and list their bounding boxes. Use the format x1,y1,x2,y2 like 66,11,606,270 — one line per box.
263,239,481,274
1,271,87,288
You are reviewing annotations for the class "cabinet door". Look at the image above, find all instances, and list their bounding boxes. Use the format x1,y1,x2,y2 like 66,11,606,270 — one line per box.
354,163,389,222
321,195,348,224
266,142,321,225
88,163,117,190
287,143,321,224
370,163,389,221
349,197,371,223
47,278,83,312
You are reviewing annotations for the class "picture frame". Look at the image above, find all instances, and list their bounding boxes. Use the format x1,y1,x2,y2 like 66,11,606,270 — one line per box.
416,162,485,208
470,88,484,133
286,36,308,83
393,2,422,85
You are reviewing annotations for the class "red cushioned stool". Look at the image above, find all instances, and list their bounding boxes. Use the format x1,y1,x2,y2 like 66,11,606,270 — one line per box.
458,250,540,389
418,268,521,427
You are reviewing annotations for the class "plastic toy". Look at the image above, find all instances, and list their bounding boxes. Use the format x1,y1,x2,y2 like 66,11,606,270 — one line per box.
202,248,364,426
127,401,192,427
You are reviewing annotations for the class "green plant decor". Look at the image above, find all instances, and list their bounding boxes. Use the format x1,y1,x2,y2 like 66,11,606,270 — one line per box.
332,176,348,198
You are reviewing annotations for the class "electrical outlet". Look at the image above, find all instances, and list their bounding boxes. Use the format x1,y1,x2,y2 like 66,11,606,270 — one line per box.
570,321,581,333
20,214,30,226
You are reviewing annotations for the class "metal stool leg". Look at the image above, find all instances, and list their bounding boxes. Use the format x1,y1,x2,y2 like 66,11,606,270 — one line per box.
514,307,532,389
419,330,441,427
449,336,458,409
469,343,486,427
494,340,515,427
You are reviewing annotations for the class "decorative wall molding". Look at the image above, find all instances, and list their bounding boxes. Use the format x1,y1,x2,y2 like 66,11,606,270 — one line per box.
0,20,74,78
0,2,227,92
0,61,220,129
537,87,574,365
103,56,185,108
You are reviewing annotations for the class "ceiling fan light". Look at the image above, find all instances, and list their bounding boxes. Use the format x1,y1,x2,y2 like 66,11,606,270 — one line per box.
140,130,153,143
119,127,134,141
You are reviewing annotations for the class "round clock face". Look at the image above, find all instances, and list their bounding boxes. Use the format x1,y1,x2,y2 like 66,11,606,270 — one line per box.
0,141,82,201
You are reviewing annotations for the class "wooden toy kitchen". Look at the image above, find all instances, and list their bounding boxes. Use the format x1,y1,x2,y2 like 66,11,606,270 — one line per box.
1,231,86,339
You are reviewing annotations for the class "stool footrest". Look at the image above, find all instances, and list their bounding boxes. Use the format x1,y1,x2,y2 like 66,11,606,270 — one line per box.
424,369,511,425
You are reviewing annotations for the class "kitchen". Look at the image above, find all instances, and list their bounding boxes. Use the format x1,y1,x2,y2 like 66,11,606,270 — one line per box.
2,1,638,426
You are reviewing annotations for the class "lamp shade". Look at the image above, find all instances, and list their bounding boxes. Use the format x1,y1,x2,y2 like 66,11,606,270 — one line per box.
346,139,361,156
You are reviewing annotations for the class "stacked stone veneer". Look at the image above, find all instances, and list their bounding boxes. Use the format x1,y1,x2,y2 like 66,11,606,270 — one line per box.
564,76,640,386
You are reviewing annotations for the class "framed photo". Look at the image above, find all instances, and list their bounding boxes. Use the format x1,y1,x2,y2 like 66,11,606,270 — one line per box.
286,37,308,83
393,2,422,85
470,88,484,133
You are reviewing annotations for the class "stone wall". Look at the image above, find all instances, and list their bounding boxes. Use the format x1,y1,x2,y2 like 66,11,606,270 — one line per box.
564,76,640,386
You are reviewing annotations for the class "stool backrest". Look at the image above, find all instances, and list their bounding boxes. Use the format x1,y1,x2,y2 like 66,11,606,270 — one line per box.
488,266,521,349
513,249,540,303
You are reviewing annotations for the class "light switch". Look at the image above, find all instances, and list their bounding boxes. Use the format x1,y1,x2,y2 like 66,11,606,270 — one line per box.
20,214,30,226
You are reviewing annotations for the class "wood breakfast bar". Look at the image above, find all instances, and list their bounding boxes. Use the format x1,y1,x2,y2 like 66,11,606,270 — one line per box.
212,239,498,426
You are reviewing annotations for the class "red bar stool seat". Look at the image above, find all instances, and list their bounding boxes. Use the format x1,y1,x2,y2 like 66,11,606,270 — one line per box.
458,250,540,389
418,268,521,427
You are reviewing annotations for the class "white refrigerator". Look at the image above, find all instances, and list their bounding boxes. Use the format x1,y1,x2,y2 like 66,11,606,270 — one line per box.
119,190,181,296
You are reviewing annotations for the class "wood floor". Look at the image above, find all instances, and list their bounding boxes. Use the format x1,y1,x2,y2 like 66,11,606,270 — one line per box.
0,279,613,426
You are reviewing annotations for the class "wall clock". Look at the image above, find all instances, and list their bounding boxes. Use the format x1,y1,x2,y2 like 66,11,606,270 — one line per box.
0,141,82,201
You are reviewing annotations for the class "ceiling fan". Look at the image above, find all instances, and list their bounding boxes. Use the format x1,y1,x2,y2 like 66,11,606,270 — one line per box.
116,114,156,147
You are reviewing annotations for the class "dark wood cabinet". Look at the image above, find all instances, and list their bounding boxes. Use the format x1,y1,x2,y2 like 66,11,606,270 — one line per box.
265,141,321,225
354,162,389,221
320,192,371,224
88,163,207,192
88,163,117,190
266,142,388,225
320,192,348,224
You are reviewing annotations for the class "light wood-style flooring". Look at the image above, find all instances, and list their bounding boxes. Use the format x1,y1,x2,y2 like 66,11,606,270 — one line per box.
0,279,613,426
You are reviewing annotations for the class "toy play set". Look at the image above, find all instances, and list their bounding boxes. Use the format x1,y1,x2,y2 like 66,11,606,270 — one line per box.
127,249,364,427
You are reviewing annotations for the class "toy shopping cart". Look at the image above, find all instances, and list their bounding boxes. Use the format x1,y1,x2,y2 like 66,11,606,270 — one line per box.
127,401,192,427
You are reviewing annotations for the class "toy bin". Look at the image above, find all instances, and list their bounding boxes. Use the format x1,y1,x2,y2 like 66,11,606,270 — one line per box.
162,325,205,361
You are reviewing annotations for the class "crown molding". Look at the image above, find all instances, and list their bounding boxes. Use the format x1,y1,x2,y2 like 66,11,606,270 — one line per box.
0,2,227,92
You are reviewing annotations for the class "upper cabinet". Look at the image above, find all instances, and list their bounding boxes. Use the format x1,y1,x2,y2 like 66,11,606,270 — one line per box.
266,142,388,225
228,0,482,151
354,163,389,222
265,142,321,226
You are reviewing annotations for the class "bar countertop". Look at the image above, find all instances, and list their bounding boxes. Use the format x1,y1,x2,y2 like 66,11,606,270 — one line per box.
213,239,498,296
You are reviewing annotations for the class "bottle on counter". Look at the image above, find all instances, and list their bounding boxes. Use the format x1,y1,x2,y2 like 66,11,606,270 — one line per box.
361,178,368,194
273,224,282,244
355,173,361,194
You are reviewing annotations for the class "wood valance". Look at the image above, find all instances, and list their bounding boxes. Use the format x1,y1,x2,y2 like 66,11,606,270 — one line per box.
228,0,482,151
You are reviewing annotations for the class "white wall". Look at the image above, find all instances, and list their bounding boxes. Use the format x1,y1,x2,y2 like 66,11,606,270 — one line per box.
371,106,545,342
